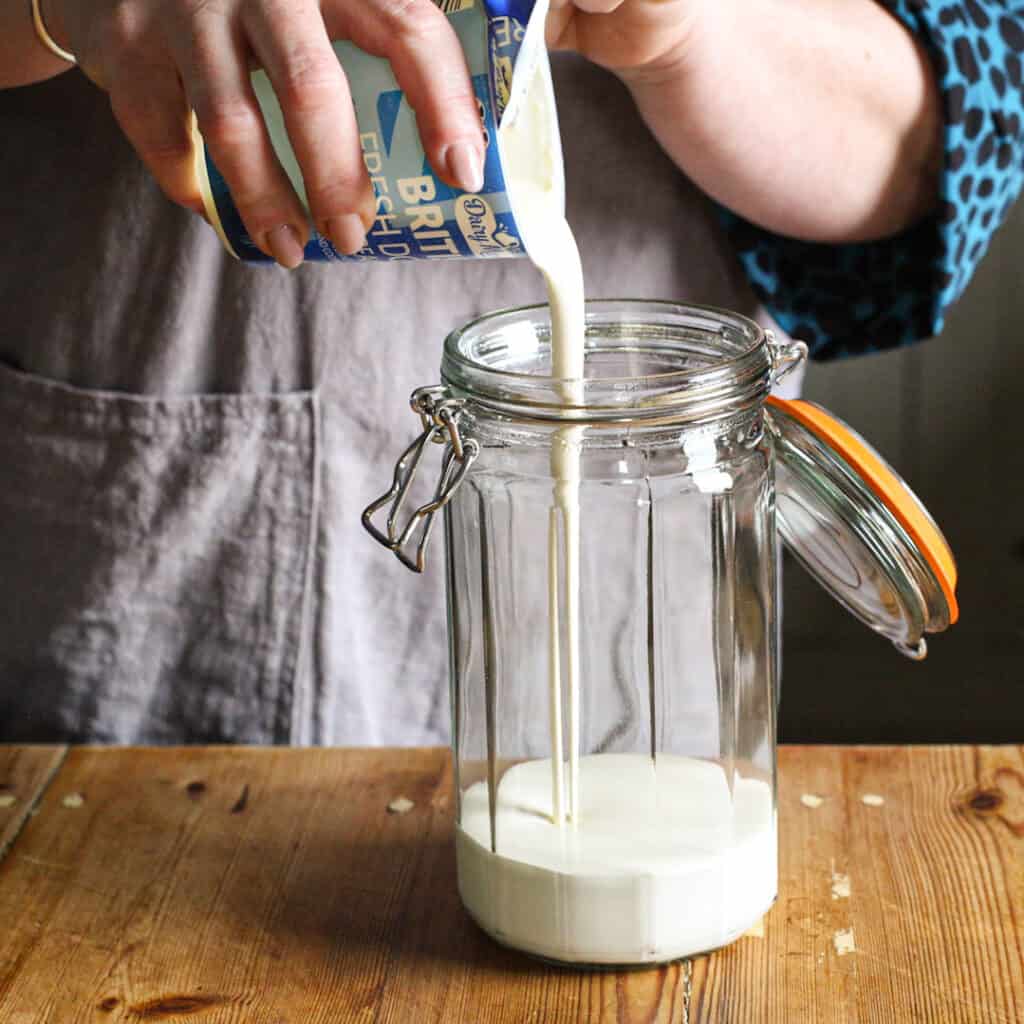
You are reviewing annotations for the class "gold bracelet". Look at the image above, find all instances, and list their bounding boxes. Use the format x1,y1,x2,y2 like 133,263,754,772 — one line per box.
30,0,76,64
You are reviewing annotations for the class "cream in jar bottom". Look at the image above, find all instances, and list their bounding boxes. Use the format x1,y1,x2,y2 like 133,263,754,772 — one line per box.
456,753,776,964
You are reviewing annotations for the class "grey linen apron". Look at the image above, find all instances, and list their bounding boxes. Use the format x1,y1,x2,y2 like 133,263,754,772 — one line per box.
0,54,800,745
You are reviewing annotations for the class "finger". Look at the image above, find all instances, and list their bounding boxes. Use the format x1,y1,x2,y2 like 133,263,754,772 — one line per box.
546,0,624,48
242,0,371,256
109,61,205,217
172,14,309,268
545,5,576,49
330,0,484,194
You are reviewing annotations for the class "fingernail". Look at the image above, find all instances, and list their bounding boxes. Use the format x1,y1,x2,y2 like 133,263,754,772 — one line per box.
446,141,484,194
325,214,367,256
264,224,304,269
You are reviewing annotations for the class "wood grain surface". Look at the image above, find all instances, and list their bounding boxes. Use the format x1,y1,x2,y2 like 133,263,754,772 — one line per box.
692,746,1024,1024
0,746,1021,1023
0,746,66,863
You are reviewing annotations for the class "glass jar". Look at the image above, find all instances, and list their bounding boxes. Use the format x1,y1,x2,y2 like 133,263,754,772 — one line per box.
363,300,957,966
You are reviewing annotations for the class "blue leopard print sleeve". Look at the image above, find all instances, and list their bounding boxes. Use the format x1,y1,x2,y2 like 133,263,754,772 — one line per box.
719,1,1024,359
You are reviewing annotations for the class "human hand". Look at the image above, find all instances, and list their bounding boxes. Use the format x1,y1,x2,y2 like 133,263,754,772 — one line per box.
43,0,486,266
545,0,704,82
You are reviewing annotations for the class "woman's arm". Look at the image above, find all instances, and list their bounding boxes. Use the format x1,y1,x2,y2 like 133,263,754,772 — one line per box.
552,0,1023,356
619,0,944,244
700,3,1024,356
549,0,943,244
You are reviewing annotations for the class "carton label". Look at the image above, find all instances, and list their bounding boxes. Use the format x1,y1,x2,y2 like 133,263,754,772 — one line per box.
199,0,542,263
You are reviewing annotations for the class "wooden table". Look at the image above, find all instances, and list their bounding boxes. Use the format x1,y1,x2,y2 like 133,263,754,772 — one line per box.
1,746,1022,1023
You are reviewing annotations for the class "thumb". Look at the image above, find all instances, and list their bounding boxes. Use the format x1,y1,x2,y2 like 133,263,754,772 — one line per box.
545,3,575,49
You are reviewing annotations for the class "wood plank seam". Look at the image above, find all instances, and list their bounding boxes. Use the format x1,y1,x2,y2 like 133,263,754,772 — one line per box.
0,746,68,868
682,957,692,1024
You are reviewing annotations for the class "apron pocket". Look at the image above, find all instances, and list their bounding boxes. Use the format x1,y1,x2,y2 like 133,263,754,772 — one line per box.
0,361,318,744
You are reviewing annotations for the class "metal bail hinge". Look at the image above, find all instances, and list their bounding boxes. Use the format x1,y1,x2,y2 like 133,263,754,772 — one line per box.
361,385,479,573
766,329,809,386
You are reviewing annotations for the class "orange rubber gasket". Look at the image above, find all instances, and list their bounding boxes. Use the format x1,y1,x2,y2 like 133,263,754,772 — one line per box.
767,396,959,624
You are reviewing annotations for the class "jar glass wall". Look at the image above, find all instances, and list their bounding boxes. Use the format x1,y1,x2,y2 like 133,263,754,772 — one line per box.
443,302,782,966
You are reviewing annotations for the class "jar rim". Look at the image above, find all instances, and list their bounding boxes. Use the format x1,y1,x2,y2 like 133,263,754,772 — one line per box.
441,299,775,423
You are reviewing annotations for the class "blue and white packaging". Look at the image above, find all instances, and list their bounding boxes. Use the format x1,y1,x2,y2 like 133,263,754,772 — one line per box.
194,0,559,263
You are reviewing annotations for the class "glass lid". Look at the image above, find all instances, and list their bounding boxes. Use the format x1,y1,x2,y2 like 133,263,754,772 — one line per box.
766,398,958,661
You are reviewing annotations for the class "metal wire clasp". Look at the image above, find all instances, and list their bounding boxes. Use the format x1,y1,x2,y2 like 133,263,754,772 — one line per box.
766,329,809,385
361,385,479,573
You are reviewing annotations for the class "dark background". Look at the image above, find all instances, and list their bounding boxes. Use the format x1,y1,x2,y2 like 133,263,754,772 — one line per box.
779,202,1024,744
